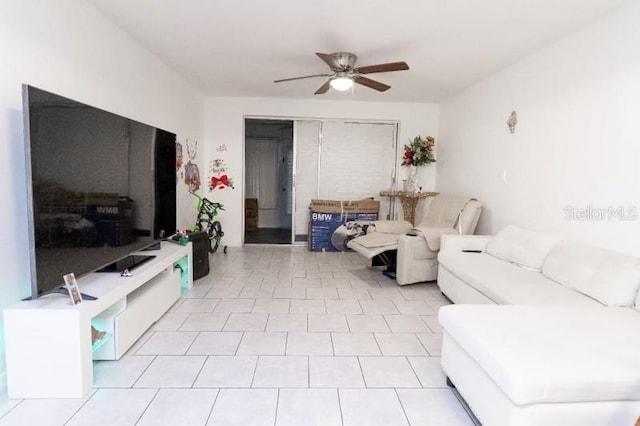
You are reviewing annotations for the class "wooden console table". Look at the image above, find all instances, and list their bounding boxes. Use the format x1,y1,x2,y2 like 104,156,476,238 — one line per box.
379,190,438,225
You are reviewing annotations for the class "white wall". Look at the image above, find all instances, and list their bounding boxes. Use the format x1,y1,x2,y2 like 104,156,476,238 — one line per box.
437,1,640,255
0,0,204,391
204,97,439,246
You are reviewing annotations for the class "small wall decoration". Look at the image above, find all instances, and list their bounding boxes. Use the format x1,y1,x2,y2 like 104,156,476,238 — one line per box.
184,162,201,192
507,111,518,134
209,158,235,190
176,142,183,171
183,138,201,191
216,143,228,152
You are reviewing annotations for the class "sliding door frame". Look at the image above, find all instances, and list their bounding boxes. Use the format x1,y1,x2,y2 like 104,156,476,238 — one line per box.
243,115,400,246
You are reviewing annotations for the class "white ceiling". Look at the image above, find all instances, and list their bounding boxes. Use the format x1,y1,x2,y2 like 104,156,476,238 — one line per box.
87,0,628,103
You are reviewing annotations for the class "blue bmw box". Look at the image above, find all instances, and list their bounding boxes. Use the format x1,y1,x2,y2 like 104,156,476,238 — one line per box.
309,199,379,252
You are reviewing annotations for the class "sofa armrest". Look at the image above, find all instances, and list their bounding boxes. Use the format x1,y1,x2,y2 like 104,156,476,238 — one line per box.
369,220,413,235
441,234,492,253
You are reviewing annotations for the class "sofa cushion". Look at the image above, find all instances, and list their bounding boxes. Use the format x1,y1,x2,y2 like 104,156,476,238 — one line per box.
543,241,640,307
439,305,640,404
485,225,560,271
438,251,602,307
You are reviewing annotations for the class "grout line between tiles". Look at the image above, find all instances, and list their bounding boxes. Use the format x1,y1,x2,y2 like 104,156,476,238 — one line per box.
132,387,160,425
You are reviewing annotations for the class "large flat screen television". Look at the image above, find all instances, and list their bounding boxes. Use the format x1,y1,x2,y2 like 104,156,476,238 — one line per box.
22,85,177,299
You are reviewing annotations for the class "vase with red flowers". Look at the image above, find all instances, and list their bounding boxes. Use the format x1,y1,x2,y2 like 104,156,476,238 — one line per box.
401,135,436,192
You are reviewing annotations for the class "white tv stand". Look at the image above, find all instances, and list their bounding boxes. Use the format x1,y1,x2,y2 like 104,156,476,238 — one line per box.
3,242,192,399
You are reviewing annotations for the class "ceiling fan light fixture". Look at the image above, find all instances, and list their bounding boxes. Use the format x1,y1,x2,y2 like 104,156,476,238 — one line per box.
330,76,353,91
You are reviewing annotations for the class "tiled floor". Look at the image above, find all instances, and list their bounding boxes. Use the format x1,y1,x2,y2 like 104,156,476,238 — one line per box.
0,246,473,426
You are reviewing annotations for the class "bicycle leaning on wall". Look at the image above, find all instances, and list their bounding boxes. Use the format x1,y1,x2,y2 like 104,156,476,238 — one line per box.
190,192,228,254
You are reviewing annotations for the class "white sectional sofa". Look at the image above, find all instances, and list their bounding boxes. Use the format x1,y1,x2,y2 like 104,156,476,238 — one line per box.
436,226,640,426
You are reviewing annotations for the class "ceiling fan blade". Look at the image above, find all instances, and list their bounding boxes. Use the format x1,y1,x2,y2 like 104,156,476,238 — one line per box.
354,76,391,92
274,73,332,83
314,80,331,95
355,61,409,74
316,52,338,69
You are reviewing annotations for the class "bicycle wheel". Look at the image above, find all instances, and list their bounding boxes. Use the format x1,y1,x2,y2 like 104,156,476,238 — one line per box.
208,221,223,253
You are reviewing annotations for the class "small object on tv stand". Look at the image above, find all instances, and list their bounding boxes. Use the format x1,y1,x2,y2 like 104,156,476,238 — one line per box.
60,272,97,301
120,269,133,277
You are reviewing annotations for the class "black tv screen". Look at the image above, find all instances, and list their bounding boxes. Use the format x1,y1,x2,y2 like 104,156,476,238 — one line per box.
23,85,176,299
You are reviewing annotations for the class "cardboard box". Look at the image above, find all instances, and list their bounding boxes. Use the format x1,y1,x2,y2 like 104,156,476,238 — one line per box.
309,198,379,252
246,216,257,231
309,198,379,214
245,198,258,209
245,207,258,218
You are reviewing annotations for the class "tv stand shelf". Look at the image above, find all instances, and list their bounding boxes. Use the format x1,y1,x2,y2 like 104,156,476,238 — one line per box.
3,242,192,399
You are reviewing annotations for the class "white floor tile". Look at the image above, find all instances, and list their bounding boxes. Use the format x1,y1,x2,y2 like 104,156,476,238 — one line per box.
407,357,448,387
0,396,20,420
134,356,206,388
194,356,258,388
175,298,220,313
337,288,371,300
417,333,443,356
136,331,199,355
306,287,339,300
124,330,155,356
346,314,391,333
321,277,351,288
223,313,268,331
309,357,364,388
421,315,444,333
340,389,409,426
369,288,405,301
325,299,363,314
266,314,307,332
183,283,214,299
276,389,342,426
360,300,400,315
180,313,230,331
239,287,274,299
393,300,436,315
152,312,190,331
94,355,155,388
375,333,429,356
207,389,277,426
332,333,381,356
306,270,334,278
66,388,157,426
187,332,243,355
237,332,286,355
384,315,430,333
397,389,474,425
205,285,242,299
252,356,308,388
214,299,255,314
235,276,264,287
272,288,306,299
308,314,348,332
137,388,218,426
286,332,333,355
291,278,322,288
290,299,325,314
359,357,421,388
252,299,290,314
261,277,293,287
0,392,94,426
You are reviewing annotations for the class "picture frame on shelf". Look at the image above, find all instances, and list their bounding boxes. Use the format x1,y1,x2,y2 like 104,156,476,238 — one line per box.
63,273,83,305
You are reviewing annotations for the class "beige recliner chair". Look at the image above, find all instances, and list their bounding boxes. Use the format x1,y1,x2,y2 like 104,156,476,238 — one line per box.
347,195,482,285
